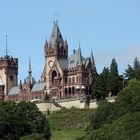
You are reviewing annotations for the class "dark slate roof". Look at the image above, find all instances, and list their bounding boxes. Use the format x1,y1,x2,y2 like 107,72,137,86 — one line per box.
9,86,20,95
82,58,90,68
68,48,83,68
0,77,4,86
90,49,95,67
31,82,46,92
58,59,68,69
49,21,64,47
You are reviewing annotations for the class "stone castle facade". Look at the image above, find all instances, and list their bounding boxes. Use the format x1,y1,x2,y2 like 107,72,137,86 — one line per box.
0,21,97,102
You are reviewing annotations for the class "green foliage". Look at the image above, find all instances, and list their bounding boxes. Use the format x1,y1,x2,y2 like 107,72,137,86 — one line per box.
110,58,119,77
52,130,85,140
125,65,135,80
109,58,123,95
81,79,140,140
87,102,117,130
0,101,51,140
20,133,45,140
134,57,140,70
92,75,108,100
92,58,123,100
49,108,93,131
48,108,94,140
125,57,140,80
81,112,140,140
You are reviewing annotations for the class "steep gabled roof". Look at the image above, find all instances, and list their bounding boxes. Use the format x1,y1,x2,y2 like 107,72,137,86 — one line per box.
49,21,64,47
9,86,20,95
31,82,46,92
68,48,83,68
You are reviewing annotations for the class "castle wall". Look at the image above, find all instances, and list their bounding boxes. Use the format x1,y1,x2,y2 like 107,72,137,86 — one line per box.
0,69,7,94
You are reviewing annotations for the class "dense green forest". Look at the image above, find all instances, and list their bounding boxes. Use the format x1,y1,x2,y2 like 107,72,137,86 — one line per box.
78,79,140,140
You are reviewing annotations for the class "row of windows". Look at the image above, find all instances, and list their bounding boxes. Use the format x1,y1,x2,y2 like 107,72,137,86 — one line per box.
65,76,81,84
9,94,44,102
46,50,67,55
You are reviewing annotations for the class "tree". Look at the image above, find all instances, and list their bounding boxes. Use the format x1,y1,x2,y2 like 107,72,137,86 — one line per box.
110,58,119,77
0,101,51,140
134,57,140,70
124,65,135,80
92,75,107,100
124,57,140,80
92,67,110,100
109,58,123,95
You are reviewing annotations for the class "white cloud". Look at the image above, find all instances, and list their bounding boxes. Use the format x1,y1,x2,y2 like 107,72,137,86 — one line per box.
95,44,140,74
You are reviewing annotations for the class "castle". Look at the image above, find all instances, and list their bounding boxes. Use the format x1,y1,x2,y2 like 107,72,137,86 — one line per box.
0,21,97,102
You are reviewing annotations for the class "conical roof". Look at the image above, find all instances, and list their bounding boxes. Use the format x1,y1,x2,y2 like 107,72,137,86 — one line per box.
77,46,82,65
49,21,64,47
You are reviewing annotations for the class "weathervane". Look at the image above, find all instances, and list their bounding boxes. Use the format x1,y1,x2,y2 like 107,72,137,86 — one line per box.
53,13,59,23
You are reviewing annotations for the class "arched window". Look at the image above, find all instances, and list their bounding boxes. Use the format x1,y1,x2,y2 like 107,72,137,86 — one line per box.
69,78,71,83
72,87,75,95
69,87,71,95
76,76,78,82
52,70,57,86
72,77,75,83
65,88,68,97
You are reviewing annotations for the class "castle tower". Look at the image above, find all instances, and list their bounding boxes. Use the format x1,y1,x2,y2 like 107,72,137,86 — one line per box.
0,35,18,98
44,21,68,59
43,21,68,95
25,58,35,90
0,55,18,96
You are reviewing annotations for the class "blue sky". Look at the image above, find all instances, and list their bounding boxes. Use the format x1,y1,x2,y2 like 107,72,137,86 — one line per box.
0,0,140,82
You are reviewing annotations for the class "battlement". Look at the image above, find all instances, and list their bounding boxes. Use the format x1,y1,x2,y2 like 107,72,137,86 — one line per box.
0,55,18,68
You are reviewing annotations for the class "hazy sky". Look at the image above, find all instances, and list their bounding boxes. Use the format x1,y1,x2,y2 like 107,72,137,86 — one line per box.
0,0,140,82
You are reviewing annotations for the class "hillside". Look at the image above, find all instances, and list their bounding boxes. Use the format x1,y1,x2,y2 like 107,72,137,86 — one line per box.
48,108,94,140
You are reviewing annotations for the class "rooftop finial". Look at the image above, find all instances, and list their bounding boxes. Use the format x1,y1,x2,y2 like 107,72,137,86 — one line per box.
53,13,59,24
6,35,8,56
90,48,96,67
28,57,32,76
78,42,81,50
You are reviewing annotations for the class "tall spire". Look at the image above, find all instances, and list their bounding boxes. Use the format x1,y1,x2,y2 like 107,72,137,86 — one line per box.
77,43,82,64
90,48,95,67
5,35,8,56
28,57,32,77
49,21,64,47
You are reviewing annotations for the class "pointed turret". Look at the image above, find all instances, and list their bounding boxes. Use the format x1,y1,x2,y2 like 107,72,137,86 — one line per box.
64,39,68,48
19,80,22,90
45,21,68,59
44,39,48,48
49,21,64,48
90,49,95,67
23,79,27,88
77,44,82,65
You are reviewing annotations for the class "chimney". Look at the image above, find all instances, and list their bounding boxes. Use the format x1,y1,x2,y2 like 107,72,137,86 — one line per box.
73,49,75,54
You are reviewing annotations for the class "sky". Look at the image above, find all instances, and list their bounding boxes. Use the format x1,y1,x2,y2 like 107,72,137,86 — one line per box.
0,0,140,82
